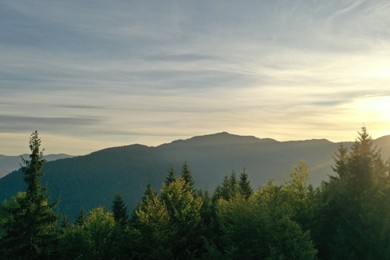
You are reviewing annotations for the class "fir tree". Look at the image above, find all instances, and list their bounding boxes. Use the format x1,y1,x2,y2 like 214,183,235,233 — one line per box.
164,166,176,185
181,161,195,191
0,131,58,259
314,127,390,259
75,208,87,226
111,194,128,225
238,169,253,199
141,183,157,205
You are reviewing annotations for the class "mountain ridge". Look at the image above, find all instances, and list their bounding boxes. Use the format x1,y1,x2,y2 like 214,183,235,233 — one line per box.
0,153,72,178
1,132,389,218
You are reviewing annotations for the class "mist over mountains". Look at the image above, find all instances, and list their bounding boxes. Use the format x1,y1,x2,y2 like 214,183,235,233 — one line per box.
1,132,389,218
0,154,72,178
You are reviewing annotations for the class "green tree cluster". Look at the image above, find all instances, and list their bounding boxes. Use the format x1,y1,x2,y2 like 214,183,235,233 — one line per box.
1,128,390,259
313,127,390,259
0,131,58,259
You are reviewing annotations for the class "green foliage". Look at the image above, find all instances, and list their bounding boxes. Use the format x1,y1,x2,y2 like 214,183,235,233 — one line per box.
213,172,239,201
59,207,118,259
131,187,173,259
238,168,253,199
165,166,176,185
181,161,195,192
75,208,87,226
313,127,390,259
2,128,389,259
111,194,128,226
132,177,204,259
215,180,317,259
0,131,58,259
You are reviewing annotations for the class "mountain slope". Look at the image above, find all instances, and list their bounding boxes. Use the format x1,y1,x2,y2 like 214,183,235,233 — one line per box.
0,154,72,178
1,132,389,219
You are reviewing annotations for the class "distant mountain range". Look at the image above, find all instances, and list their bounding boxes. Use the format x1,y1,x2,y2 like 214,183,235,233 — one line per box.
0,154,72,178
1,132,390,219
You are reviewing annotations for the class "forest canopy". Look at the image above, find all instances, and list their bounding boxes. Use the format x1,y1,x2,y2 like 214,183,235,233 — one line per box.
1,128,389,259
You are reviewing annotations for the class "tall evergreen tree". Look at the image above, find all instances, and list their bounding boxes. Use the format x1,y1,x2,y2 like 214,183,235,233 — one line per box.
75,208,87,226
59,208,117,259
181,161,195,191
238,169,253,199
213,172,239,201
313,127,390,259
164,166,176,185
0,131,58,259
141,183,157,206
160,177,204,258
111,194,128,226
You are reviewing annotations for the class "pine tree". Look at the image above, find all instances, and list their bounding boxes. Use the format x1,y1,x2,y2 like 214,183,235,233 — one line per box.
75,208,87,226
141,183,157,206
160,177,204,258
132,184,172,259
213,172,239,201
238,169,253,199
0,131,58,259
60,208,117,259
111,194,128,225
61,216,70,229
165,166,176,185
181,161,195,191
314,127,390,259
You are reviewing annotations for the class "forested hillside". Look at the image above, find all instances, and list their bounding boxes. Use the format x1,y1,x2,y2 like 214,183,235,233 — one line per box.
0,153,71,178
1,132,390,219
1,128,389,259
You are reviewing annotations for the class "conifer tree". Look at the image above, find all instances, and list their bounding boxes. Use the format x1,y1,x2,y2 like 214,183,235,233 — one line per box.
75,208,87,226
111,194,128,226
164,166,176,185
60,208,117,259
238,169,253,199
314,127,390,259
141,183,157,206
213,172,239,201
0,131,58,259
160,177,204,258
181,161,195,191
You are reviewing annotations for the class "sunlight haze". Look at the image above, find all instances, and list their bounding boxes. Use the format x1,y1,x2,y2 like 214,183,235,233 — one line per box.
1,0,389,155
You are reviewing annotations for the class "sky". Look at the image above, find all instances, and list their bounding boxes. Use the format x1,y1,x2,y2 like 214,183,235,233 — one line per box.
1,0,390,155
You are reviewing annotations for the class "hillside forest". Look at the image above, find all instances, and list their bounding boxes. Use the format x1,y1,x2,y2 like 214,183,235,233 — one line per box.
1,128,390,259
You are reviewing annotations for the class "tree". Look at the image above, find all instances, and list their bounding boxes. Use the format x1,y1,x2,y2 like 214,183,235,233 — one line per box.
284,161,315,226
75,208,87,226
59,208,117,259
313,127,390,259
164,166,176,185
132,176,205,259
0,131,58,259
160,177,204,258
131,186,173,259
181,161,195,192
238,169,253,199
216,180,317,259
141,183,157,206
111,194,128,226
213,172,238,201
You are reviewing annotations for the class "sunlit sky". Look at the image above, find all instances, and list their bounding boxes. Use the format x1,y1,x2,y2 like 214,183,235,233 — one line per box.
1,0,390,155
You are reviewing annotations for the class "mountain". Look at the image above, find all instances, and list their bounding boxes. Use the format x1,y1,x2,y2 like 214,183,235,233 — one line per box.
0,154,72,178
1,132,389,219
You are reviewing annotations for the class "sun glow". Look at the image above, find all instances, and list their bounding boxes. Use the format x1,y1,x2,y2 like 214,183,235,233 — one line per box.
353,96,390,122
376,69,390,78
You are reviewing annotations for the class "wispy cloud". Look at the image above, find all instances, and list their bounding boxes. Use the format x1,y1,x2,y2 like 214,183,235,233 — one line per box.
1,0,389,154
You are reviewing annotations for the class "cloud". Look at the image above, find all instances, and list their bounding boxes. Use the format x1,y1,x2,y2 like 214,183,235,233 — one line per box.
144,53,221,62
0,115,103,134
0,0,390,154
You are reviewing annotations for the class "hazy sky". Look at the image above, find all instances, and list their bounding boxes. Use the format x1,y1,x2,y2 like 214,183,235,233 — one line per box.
1,0,390,155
